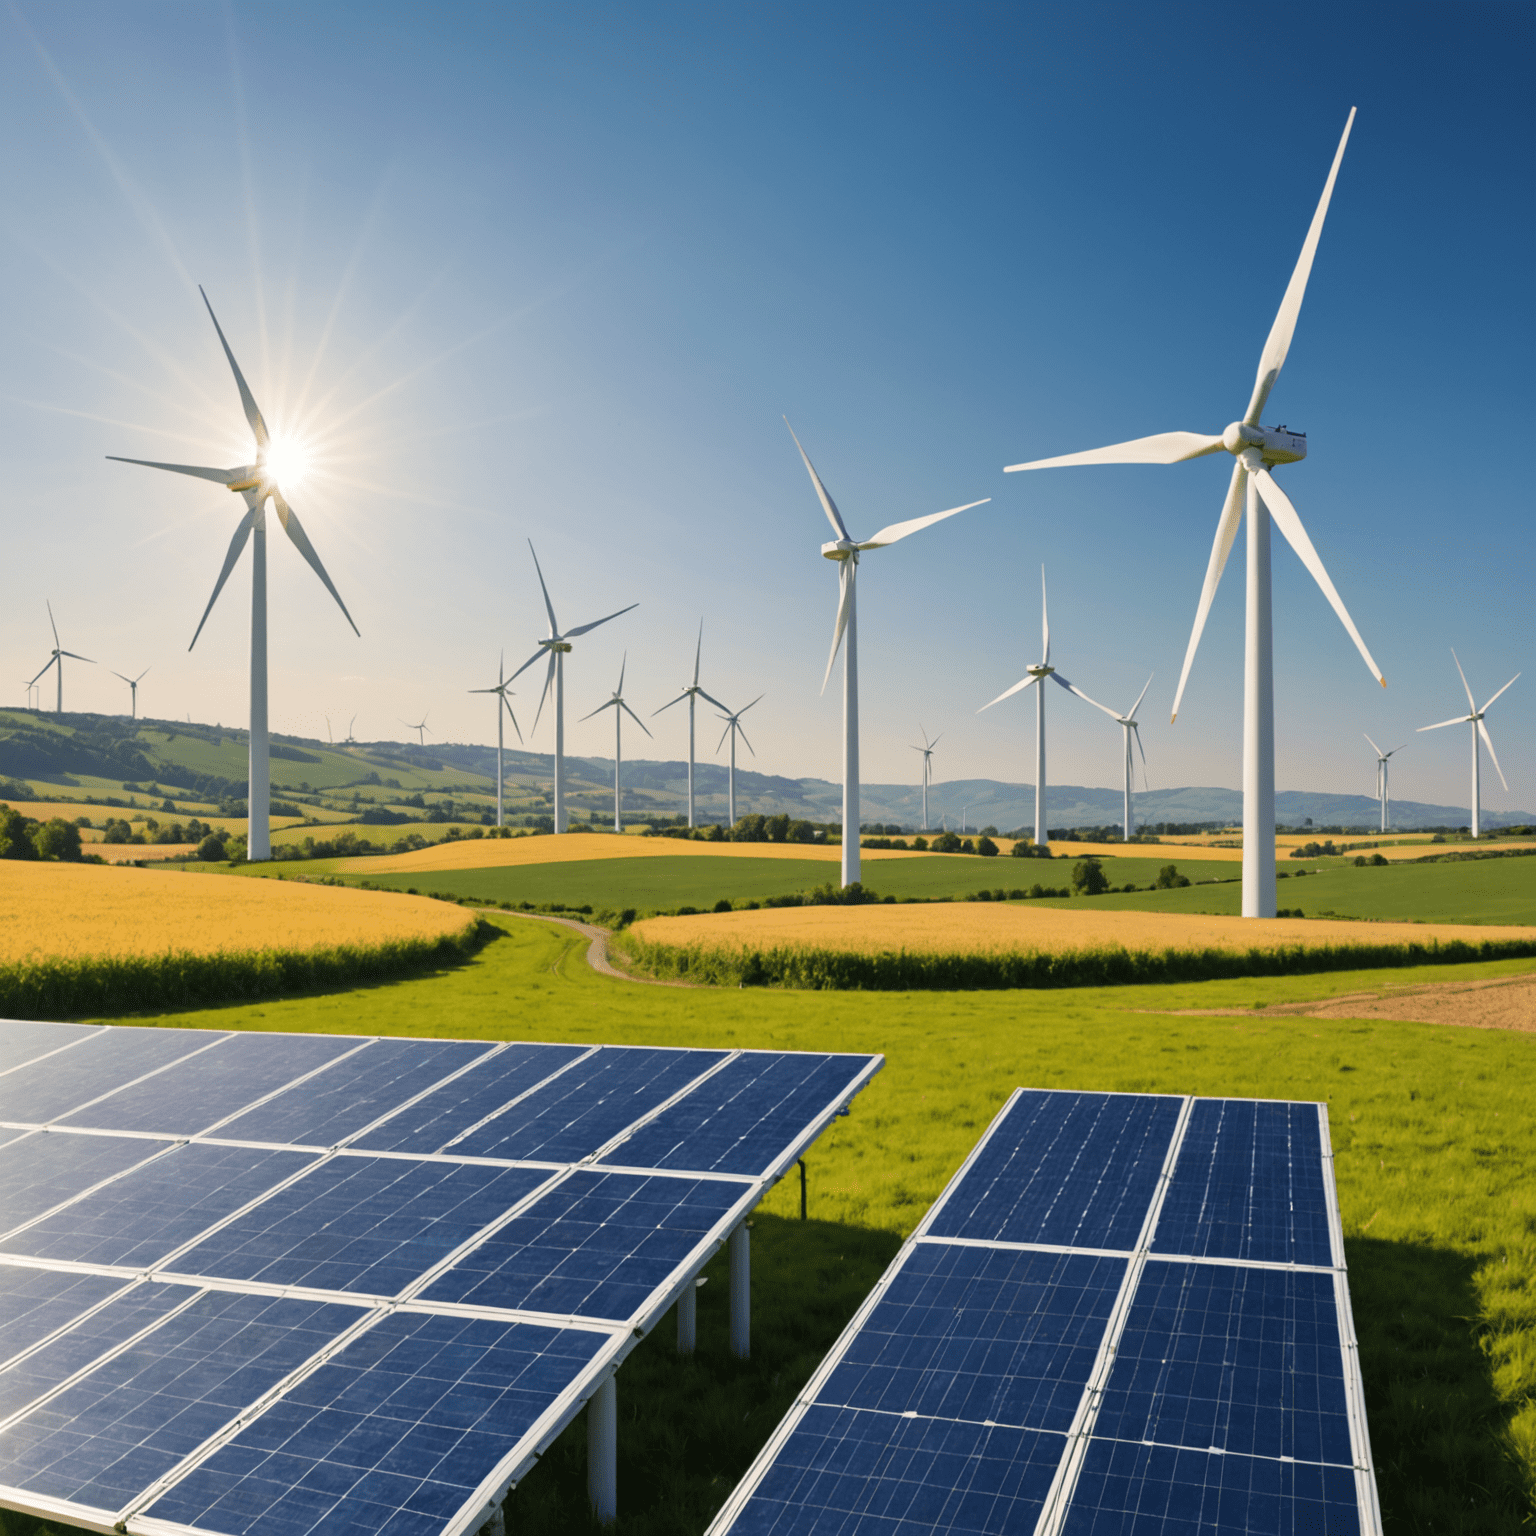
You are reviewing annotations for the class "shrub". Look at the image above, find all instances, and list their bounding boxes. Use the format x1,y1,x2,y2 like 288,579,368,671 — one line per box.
977,836,999,858
1072,858,1109,896
32,819,83,862
198,832,229,861
1156,864,1190,889
931,832,962,853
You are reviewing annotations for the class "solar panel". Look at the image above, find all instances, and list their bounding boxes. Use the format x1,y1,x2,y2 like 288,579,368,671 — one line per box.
709,1087,1381,1536
0,1019,881,1535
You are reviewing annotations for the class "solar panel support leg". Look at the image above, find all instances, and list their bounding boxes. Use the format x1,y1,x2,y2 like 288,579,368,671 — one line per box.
730,1221,750,1359
478,1501,506,1536
677,1276,698,1353
588,1374,617,1525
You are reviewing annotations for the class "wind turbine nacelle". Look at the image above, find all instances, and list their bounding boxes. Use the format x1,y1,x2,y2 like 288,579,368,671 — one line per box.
1222,422,1307,465
821,540,855,561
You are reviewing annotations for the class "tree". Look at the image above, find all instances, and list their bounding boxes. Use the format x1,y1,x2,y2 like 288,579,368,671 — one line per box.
198,832,229,862
33,818,83,862
1156,864,1190,889
977,835,999,858
931,831,962,853
1072,857,1109,895
0,806,39,861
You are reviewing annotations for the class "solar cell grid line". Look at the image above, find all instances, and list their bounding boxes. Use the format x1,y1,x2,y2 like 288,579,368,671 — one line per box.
0,1130,181,1239
0,1267,137,1375
0,1020,102,1076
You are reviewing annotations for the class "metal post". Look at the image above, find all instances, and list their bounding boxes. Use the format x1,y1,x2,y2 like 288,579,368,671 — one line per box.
1034,674,1047,850
687,692,696,827
677,1277,698,1354
798,1158,807,1220
587,1374,616,1525
248,515,271,861
1242,473,1276,917
729,1222,750,1359
841,572,860,887
1470,720,1481,838
554,650,565,834
614,706,622,833
479,1501,506,1536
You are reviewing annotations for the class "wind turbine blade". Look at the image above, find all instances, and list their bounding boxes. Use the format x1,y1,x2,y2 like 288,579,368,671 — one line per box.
1481,673,1521,714
507,647,547,684
47,601,60,648
1417,715,1468,733
1040,567,1049,664
136,667,151,683
859,499,989,549
820,562,855,696
189,506,258,649
1251,466,1382,685
565,603,638,639
738,693,765,715
579,700,617,723
531,652,557,733
1385,744,1405,758
1478,719,1509,792
106,456,238,485
501,691,524,744
652,691,689,716
272,494,360,636
693,620,703,687
716,720,733,753
113,671,133,685
1051,672,1117,717
28,658,57,687
1363,732,1383,757
736,722,756,756
929,732,942,749
1004,431,1224,473
978,673,1041,712
1133,722,1148,768
621,701,652,737
694,688,732,714
784,419,850,541
1171,461,1245,721
1127,672,1154,720
58,652,94,664
1243,108,1356,425
527,541,560,635
1450,649,1477,713
200,288,270,448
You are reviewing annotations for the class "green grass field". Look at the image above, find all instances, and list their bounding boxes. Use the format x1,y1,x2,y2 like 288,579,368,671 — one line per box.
13,913,1525,1536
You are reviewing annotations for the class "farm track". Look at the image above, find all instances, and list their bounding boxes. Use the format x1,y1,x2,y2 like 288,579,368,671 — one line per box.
491,907,695,987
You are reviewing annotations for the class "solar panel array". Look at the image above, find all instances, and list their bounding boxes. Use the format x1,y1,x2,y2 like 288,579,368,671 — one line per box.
709,1087,1381,1536
0,1020,881,1536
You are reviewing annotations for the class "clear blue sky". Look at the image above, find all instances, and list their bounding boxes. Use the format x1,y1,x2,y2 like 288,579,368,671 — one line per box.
2,1,1530,813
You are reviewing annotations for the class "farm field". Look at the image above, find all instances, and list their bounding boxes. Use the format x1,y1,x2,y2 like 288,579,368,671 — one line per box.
52,913,1535,1536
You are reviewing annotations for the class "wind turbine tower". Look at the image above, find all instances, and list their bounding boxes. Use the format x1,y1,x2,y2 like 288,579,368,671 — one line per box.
787,420,987,886
401,715,431,747
979,569,1109,850
110,289,358,861
1003,111,1382,916
510,542,636,833
715,696,763,826
470,655,523,828
30,603,94,715
910,727,941,831
1417,652,1518,837
1364,733,1404,834
582,655,652,833
113,667,151,720
654,621,728,827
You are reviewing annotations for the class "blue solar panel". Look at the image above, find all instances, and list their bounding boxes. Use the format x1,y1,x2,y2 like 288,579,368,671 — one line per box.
0,1020,99,1073
170,1155,551,1296
422,1169,751,1320
139,1312,610,1536
347,1040,589,1154
444,1045,729,1163
927,1089,1182,1251
214,1037,493,1147
1153,1099,1332,1266
55,1031,362,1136
0,1130,166,1231
0,1027,225,1125
4,1143,317,1270
611,1051,875,1176
0,1266,128,1365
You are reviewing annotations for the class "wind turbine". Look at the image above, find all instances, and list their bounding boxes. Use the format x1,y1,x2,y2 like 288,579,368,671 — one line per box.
582,655,652,833
109,288,358,861
29,603,93,715
1363,733,1405,834
910,726,941,831
345,715,357,744
715,696,763,827
112,666,151,720
787,420,988,886
979,568,1110,851
401,714,431,747
1003,110,1381,916
509,541,636,834
469,654,524,828
1072,674,1155,839
654,621,728,827
1417,652,1518,837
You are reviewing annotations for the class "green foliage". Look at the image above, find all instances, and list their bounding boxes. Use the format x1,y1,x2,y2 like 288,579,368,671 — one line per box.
1156,863,1191,888
32,818,82,861
1008,838,1052,859
0,804,40,861
976,835,998,858
1072,857,1109,895
931,831,962,852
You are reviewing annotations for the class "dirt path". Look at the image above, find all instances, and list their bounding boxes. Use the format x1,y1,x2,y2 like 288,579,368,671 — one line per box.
492,908,693,987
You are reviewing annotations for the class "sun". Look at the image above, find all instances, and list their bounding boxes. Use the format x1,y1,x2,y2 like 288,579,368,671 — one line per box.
262,433,316,495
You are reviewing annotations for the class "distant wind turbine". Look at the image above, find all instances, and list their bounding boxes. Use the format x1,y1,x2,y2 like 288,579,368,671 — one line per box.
1363,734,1405,834
23,681,40,711
1074,674,1155,839
715,696,763,827
654,621,728,828
469,653,524,828
582,655,652,833
345,715,357,744
1417,652,1518,837
112,666,151,720
979,569,1110,851
401,714,431,747
910,726,941,831
109,288,358,861
29,602,93,715
787,420,987,886
509,541,637,834
1003,110,1381,916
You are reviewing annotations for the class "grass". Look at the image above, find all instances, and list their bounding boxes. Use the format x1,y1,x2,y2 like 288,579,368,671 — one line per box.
22,915,1529,1534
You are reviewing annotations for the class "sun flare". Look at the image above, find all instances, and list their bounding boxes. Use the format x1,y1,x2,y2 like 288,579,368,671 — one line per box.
262,433,315,494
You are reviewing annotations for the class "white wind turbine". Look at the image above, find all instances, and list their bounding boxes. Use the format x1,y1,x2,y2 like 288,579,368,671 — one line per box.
1417,652,1518,837
110,288,358,861
29,602,93,715
401,714,431,746
1004,110,1382,916
1073,674,1155,840
112,666,151,720
1363,733,1405,834
979,568,1110,851
469,653,523,828
582,655,652,833
787,420,988,886
654,621,728,827
910,726,941,831
510,541,637,834
714,695,763,827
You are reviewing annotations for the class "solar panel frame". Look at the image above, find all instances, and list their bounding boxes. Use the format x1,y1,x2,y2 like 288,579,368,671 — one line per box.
706,1088,1382,1536
0,1022,883,1536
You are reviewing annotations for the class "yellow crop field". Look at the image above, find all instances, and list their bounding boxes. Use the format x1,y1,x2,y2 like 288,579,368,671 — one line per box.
0,861,474,964
630,903,1536,957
